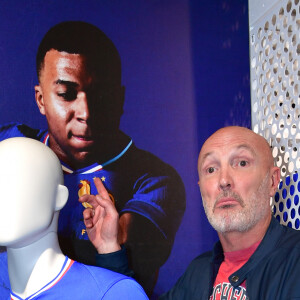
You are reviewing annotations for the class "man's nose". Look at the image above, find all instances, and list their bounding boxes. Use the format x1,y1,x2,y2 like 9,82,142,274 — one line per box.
219,167,232,191
75,92,90,122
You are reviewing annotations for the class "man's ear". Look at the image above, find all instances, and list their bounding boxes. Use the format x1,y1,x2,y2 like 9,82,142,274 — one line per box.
34,85,46,115
55,184,69,212
269,166,280,197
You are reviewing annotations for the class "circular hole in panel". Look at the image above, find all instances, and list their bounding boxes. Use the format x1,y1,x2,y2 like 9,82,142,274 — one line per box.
282,81,287,91
260,96,265,106
258,27,262,38
272,123,277,134
284,41,289,52
273,146,278,157
277,49,282,59
287,0,292,12
264,106,269,116
261,36,266,47
262,60,267,70
284,151,290,163
287,197,292,208
269,55,274,64
263,83,268,93
279,7,284,18
282,188,288,199
280,31,285,43
266,70,271,79
286,91,290,100
291,124,297,135
291,9,297,19
253,124,259,133
280,56,286,67
268,31,273,41
270,77,275,88
278,75,282,83
288,25,293,37
267,114,273,125
293,59,298,71
251,57,256,68
295,0,299,5
292,34,297,46
273,63,278,73
294,194,299,206
279,119,285,130
264,21,269,32
272,39,277,50
283,104,288,115
286,176,291,186
283,211,288,222
290,183,295,195
285,67,289,76
268,93,272,103
295,219,299,229
274,87,279,97
289,75,294,86
260,119,266,130
259,51,263,62
279,201,284,212
291,208,295,219
293,173,298,182
289,51,293,62
283,16,288,28
272,14,277,25
288,161,294,172
294,84,298,96
297,44,300,54
265,128,270,139
277,156,282,167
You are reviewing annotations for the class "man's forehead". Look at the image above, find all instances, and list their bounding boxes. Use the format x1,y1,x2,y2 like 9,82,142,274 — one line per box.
199,143,256,163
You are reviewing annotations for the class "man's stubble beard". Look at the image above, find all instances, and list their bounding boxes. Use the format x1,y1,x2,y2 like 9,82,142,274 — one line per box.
202,172,271,233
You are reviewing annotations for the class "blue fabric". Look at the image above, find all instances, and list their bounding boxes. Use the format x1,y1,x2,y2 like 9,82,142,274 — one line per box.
160,217,300,300
8,259,148,299
0,123,185,291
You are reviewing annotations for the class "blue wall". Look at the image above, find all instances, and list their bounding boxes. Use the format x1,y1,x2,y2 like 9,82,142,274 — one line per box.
0,1,250,297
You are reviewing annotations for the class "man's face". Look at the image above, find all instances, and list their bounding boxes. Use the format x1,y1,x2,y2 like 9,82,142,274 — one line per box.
198,127,279,234
35,49,124,167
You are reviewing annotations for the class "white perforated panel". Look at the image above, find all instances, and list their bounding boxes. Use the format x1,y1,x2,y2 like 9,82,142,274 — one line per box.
249,0,300,229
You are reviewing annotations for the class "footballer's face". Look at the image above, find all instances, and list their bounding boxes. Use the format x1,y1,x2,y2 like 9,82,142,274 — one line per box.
35,49,124,168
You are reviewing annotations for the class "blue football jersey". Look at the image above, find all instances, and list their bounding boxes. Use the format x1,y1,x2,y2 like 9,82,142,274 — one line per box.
9,257,148,300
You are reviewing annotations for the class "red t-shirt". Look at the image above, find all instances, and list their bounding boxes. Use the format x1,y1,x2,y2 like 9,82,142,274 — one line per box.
210,241,260,300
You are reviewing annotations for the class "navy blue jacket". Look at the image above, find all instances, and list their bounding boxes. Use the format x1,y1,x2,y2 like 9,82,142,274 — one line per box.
160,217,300,300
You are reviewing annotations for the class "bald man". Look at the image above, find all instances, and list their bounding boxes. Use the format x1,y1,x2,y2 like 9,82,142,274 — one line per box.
159,126,300,299
80,126,300,299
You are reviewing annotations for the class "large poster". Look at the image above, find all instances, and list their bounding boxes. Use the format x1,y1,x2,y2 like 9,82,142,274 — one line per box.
0,1,250,298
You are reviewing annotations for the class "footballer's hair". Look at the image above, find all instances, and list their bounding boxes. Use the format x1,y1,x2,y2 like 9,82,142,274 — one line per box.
36,21,121,83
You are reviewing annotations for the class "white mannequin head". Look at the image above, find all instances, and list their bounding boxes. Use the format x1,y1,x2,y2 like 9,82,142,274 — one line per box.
0,137,68,248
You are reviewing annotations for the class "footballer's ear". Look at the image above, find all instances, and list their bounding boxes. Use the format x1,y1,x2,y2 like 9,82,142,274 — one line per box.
55,185,69,212
34,85,46,115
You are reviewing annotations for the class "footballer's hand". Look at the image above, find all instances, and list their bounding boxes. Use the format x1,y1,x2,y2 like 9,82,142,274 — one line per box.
79,177,121,254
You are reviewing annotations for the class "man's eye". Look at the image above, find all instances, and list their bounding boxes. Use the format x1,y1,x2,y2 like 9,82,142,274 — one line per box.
239,160,248,167
207,167,215,174
57,90,77,101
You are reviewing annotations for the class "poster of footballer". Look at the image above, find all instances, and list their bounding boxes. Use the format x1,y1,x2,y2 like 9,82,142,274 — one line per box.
0,1,250,298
